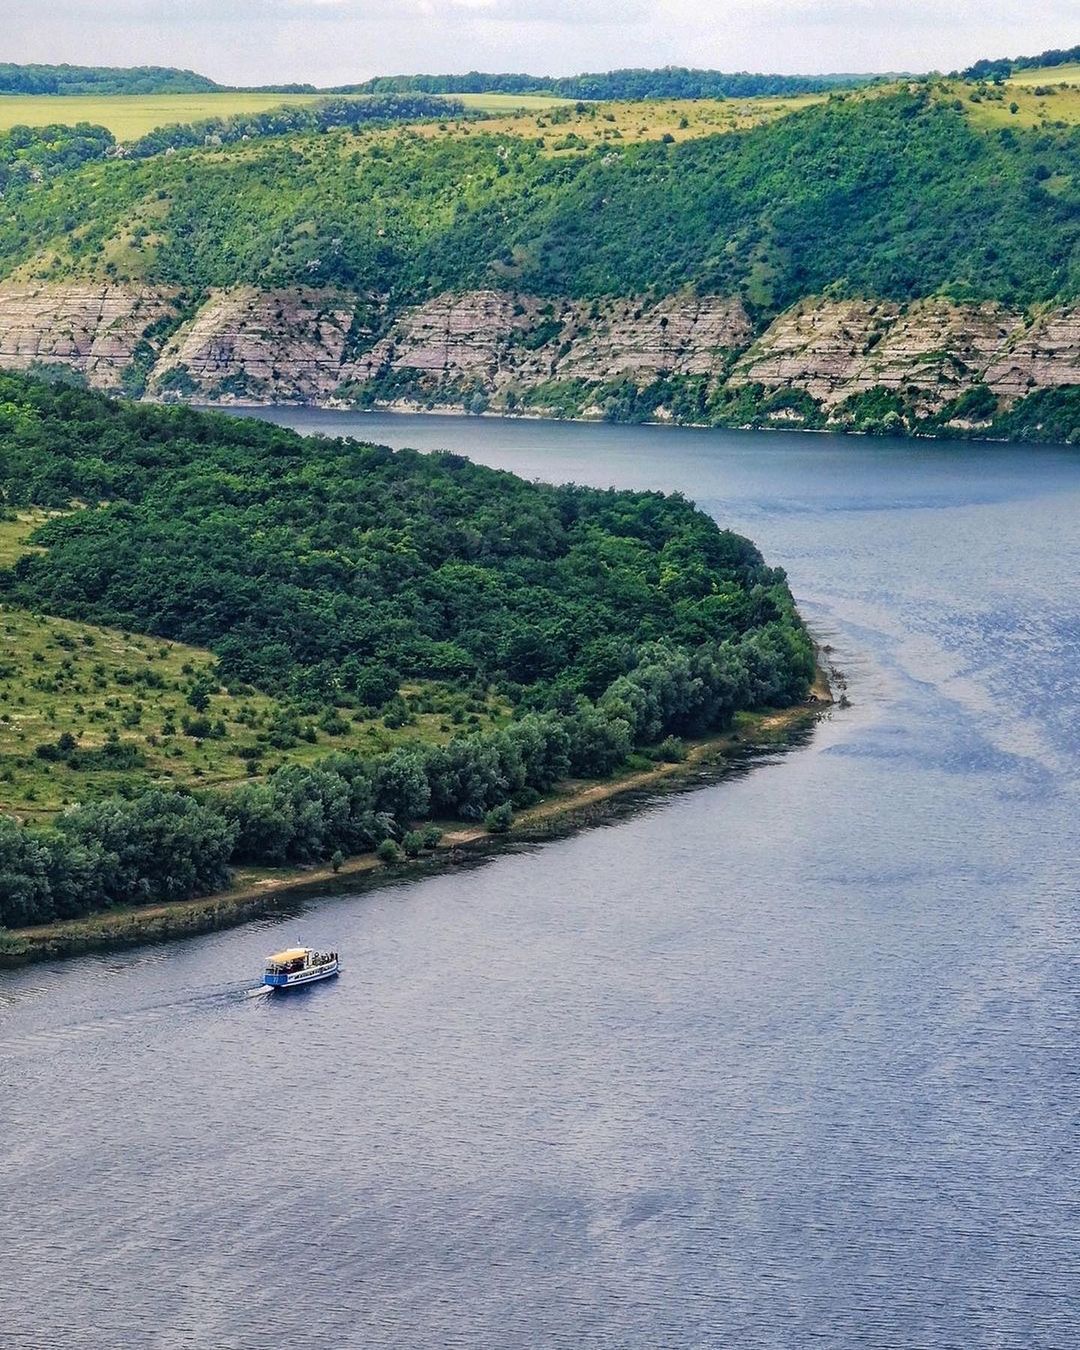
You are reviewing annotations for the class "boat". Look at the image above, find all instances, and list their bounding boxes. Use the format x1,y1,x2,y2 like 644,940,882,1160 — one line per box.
262,946,340,989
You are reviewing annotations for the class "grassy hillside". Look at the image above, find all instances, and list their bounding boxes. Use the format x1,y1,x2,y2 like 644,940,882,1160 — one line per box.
1008,63,1080,87
958,78,1080,130
0,518,510,824
0,87,1074,313
432,92,827,148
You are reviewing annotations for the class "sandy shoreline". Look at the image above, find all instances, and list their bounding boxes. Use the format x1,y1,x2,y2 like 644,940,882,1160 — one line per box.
0,669,832,968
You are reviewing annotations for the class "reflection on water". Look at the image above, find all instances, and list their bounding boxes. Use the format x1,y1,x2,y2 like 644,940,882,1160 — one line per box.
2,415,1077,1348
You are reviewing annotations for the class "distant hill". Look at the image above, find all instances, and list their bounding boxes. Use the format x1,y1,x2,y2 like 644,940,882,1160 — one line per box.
0,63,223,96
0,62,877,102
0,80,1074,441
3,88,1073,312
330,67,878,100
961,43,1080,82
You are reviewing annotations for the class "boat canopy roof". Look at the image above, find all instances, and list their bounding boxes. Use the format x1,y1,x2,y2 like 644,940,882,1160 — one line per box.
266,947,309,964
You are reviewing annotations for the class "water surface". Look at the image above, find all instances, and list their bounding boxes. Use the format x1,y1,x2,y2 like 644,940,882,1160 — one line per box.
2,415,1077,1348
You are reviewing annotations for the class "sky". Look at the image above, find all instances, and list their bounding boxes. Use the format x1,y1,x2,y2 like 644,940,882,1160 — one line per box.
5,1,1077,87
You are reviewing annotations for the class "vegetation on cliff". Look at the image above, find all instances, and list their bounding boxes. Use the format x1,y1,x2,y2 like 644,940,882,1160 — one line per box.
0,373,814,926
1,90,1074,315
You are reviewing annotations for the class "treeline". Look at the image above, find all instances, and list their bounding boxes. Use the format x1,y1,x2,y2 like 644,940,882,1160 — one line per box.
0,123,114,191
0,97,462,187
0,63,221,96
2,90,1075,314
332,67,875,100
125,95,465,156
0,62,874,103
961,45,1080,82
0,624,812,929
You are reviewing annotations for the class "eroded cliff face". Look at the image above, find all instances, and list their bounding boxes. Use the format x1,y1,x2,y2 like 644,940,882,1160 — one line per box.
347,291,753,391
0,283,181,391
147,286,373,403
0,283,1075,428
728,298,1080,413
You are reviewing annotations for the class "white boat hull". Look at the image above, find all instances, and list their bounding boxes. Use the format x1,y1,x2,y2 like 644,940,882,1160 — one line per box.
263,958,340,989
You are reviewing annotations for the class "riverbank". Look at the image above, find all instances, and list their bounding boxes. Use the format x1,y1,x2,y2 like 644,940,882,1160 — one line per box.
0,671,832,967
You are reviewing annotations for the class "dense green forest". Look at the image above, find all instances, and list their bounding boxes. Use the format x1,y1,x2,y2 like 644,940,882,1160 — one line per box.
1,90,1075,313
335,68,874,99
0,374,814,926
0,64,221,96
0,123,114,190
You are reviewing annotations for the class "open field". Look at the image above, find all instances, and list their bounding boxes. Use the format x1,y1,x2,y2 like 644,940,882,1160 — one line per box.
0,512,509,822
0,91,328,137
406,91,829,149
0,89,575,138
0,86,816,146
1007,62,1080,87
452,92,577,112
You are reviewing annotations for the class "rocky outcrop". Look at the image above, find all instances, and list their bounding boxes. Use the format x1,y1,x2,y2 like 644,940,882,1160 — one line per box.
348,290,752,391
730,298,1028,411
345,290,536,386
0,283,180,390
0,283,1075,423
553,294,752,381
148,286,370,403
981,307,1080,401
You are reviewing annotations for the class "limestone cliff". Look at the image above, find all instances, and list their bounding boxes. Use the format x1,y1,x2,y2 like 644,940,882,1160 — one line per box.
147,286,371,403
0,282,1075,431
727,297,1080,415
0,283,180,391
347,291,752,392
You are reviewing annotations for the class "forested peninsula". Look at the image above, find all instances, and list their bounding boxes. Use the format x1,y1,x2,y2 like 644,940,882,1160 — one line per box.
0,374,816,939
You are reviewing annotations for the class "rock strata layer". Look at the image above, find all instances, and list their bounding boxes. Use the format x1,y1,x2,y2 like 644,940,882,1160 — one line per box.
0,284,180,390
0,283,1076,420
148,287,370,403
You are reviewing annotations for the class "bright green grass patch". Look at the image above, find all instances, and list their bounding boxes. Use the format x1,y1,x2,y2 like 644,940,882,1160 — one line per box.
432,91,828,150
0,92,330,138
960,78,1080,129
0,509,55,567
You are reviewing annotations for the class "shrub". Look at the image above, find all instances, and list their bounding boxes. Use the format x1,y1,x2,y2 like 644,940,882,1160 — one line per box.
484,801,513,834
375,838,403,864
402,829,425,857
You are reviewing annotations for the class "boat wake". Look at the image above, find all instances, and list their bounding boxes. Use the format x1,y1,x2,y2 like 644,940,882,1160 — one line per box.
0,979,270,1058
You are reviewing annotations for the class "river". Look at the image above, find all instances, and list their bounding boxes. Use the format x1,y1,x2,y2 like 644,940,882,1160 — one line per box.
2,415,1077,1349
